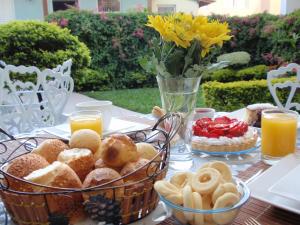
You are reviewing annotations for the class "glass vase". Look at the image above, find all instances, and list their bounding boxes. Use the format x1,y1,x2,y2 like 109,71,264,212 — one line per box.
156,75,201,170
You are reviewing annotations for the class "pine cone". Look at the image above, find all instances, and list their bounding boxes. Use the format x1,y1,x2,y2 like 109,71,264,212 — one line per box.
84,195,121,224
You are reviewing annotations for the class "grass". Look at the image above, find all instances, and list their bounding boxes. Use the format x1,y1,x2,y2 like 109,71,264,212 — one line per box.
84,88,205,114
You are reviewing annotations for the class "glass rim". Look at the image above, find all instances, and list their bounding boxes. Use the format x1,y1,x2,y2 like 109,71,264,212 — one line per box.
70,110,102,116
159,177,250,214
262,108,299,117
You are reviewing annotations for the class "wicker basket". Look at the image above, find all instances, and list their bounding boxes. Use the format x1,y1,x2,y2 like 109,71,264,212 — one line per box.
0,113,181,225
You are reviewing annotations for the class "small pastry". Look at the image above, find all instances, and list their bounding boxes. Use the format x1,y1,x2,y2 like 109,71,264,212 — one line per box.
57,148,94,182
245,103,276,127
70,129,101,154
5,153,49,191
136,142,159,160
82,168,124,200
120,158,155,182
101,134,138,167
32,139,69,163
152,106,165,118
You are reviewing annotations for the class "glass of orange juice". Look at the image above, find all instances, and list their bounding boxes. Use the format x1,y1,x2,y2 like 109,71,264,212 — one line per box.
261,109,298,165
70,110,103,136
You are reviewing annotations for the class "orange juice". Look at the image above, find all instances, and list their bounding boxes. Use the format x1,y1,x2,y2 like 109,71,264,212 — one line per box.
70,115,103,136
262,112,297,158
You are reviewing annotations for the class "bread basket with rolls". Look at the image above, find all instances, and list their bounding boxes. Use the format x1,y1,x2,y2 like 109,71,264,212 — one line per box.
0,113,181,225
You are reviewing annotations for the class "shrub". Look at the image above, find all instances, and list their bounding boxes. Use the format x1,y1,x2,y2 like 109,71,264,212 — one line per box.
268,9,300,63
217,51,251,67
202,77,299,111
236,65,268,80
75,68,110,91
46,9,156,89
209,69,237,83
0,20,90,73
123,71,156,88
211,13,279,65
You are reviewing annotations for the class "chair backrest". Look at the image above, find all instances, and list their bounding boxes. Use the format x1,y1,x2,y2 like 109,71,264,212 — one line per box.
0,60,74,135
267,63,300,110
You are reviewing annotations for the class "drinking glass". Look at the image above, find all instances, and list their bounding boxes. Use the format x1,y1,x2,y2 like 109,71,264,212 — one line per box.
261,109,298,165
70,110,103,136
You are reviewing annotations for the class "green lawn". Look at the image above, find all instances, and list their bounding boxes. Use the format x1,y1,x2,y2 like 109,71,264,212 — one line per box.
84,88,205,114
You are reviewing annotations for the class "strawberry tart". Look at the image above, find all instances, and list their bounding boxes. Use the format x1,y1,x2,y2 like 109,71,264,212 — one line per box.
192,116,258,152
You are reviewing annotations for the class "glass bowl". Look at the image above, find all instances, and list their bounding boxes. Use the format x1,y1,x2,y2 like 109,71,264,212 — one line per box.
159,177,250,225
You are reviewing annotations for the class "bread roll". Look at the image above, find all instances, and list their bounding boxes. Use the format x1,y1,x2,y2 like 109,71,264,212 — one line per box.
94,158,121,173
120,158,156,182
101,134,138,167
93,145,102,161
82,168,124,200
32,139,69,163
70,129,101,154
5,153,49,191
136,142,159,160
24,161,83,216
58,148,94,182
24,161,82,190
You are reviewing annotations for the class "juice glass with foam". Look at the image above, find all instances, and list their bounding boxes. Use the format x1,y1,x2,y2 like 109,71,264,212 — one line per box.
70,110,103,136
261,109,298,165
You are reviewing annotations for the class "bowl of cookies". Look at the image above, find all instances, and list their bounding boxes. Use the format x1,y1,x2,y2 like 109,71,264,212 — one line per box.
154,161,250,225
0,113,181,225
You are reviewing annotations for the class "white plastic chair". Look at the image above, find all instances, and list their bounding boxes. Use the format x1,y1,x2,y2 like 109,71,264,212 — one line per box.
267,63,300,110
0,60,74,135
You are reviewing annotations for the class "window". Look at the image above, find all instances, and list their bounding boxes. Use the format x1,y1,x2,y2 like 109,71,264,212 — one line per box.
53,0,77,11
98,0,120,12
157,4,176,14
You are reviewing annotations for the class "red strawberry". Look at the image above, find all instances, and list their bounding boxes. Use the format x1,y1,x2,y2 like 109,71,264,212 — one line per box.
214,116,232,124
211,129,225,136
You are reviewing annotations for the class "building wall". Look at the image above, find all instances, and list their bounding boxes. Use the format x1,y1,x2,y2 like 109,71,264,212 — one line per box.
152,0,199,15
48,0,54,14
198,0,281,16
13,0,44,20
0,0,15,23
285,0,300,14
78,0,98,11
120,0,147,12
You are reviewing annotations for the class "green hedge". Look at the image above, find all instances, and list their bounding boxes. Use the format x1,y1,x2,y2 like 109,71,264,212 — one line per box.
75,68,110,91
204,65,268,83
0,20,90,75
202,77,299,111
236,65,268,80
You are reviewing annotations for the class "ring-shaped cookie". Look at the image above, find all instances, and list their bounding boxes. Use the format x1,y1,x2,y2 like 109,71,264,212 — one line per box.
209,161,232,182
192,168,221,194
182,185,194,222
212,183,238,204
166,193,183,205
202,194,213,222
213,193,239,225
192,192,204,225
170,171,194,189
154,180,181,197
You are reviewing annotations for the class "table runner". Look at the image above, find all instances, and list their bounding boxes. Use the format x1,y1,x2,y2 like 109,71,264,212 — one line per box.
159,161,300,225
